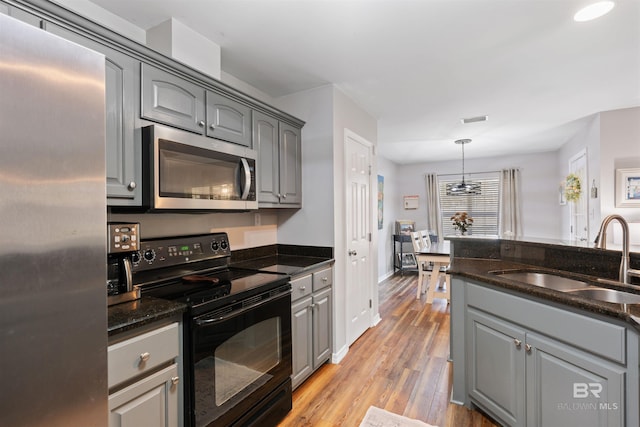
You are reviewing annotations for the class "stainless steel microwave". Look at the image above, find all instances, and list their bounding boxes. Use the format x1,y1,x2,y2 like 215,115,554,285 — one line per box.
142,124,257,211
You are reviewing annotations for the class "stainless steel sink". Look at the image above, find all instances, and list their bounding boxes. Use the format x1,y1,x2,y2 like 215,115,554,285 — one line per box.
490,270,589,291
565,288,640,304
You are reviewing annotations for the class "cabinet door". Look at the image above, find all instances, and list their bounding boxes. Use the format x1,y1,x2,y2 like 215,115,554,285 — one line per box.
206,91,252,146
253,111,280,204
526,333,624,427
109,363,179,427
291,296,313,389
47,24,141,205
278,122,302,205
141,64,206,134
467,308,526,426
312,287,332,369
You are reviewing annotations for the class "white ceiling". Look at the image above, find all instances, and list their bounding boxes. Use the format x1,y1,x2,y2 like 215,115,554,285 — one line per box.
86,0,640,163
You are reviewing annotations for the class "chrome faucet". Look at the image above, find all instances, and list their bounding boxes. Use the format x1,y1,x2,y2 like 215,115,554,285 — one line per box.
594,214,640,284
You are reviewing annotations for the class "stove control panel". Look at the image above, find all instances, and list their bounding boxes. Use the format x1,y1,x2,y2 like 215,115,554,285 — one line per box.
132,232,231,272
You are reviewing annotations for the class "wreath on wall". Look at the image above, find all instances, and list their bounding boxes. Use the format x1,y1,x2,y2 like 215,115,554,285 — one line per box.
565,173,582,202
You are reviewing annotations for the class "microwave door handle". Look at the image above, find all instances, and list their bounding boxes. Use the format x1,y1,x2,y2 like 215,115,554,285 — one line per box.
240,158,251,200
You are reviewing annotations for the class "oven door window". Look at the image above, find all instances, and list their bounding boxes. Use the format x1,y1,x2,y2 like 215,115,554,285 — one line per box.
158,139,242,200
192,291,292,427
214,317,280,405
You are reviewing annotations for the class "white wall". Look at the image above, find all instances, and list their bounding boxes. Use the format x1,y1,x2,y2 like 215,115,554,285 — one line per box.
274,85,335,247
376,156,400,282
599,107,640,224
557,114,600,240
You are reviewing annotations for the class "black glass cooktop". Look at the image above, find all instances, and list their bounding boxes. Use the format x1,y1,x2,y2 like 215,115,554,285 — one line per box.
141,268,289,311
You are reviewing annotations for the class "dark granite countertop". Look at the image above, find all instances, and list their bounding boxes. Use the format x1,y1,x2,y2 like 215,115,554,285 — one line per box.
451,257,640,331
232,255,334,277
108,297,187,337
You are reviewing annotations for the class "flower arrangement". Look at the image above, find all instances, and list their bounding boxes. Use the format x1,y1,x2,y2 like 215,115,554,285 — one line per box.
451,211,473,234
565,173,582,202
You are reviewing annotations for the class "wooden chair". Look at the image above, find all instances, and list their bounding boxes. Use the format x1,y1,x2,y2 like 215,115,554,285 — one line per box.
413,230,450,303
411,231,431,299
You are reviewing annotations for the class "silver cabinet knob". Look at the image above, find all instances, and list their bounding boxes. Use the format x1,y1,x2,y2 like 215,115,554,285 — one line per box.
127,181,136,191
349,250,357,256
514,339,522,349
198,120,205,127
209,124,215,130
282,194,287,199
321,277,328,282
171,376,180,386
525,344,532,353
299,286,306,291
139,352,150,363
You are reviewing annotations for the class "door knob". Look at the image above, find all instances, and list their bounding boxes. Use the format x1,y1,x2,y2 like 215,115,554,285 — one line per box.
349,250,357,256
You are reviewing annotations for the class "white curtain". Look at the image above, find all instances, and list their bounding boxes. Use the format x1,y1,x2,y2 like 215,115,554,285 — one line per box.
425,174,443,241
500,168,522,237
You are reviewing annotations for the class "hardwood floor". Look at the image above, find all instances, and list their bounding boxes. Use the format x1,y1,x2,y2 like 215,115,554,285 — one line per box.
278,273,499,427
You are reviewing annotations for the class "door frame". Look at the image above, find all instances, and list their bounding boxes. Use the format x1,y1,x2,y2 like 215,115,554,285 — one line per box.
343,128,377,346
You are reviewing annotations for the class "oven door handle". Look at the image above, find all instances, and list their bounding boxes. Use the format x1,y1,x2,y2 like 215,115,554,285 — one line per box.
194,290,290,326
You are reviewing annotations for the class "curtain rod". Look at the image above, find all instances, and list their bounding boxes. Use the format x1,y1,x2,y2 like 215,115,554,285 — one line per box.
427,169,520,178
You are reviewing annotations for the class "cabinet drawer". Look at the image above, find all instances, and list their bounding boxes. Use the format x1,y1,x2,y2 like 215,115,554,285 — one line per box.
313,267,332,291
108,323,179,388
291,274,312,301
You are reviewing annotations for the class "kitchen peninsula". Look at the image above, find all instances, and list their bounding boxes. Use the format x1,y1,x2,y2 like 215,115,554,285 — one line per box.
448,235,640,427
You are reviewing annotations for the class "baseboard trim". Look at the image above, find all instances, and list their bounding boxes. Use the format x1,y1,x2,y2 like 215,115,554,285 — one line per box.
332,344,348,364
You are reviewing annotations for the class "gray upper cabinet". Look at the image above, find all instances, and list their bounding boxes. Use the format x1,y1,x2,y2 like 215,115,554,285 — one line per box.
47,23,141,206
0,1,45,28
254,111,302,207
206,91,252,147
141,64,206,134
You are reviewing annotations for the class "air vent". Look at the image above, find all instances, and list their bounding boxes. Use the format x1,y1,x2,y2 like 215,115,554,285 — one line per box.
461,115,488,124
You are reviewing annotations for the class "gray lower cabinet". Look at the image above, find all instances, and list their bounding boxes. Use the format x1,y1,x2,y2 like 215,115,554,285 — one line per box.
47,23,141,205
457,279,629,427
253,111,302,207
291,266,333,389
108,322,182,427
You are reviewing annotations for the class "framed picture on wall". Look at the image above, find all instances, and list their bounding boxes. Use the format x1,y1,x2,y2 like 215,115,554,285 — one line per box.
616,168,640,207
395,220,416,235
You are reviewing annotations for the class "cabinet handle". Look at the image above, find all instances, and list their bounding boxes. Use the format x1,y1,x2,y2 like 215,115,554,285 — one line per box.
209,124,215,130
310,303,316,309
127,181,136,191
525,344,532,353
322,277,328,282
514,339,522,349
139,352,150,363
171,376,180,386
198,120,205,127
349,250,357,256
299,286,306,291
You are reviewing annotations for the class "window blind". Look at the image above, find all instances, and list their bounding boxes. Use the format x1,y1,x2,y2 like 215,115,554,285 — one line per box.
438,172,500,236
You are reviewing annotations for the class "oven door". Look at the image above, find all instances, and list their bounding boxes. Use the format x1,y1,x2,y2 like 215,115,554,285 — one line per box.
190,288,292,427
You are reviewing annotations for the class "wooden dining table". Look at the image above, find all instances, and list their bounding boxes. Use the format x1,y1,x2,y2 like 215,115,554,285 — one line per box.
415,241,451,303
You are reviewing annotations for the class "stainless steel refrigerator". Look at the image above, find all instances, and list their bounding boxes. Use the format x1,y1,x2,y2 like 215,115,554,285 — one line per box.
0,13,108,426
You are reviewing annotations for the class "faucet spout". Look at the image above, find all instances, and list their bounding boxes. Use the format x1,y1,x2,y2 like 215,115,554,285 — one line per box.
594,214,635,284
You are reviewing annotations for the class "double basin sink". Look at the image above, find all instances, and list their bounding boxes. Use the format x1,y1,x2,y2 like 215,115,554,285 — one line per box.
490,270,640,305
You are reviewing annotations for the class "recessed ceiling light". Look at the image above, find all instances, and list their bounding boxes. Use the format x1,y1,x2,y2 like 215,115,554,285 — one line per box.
574,1,615,22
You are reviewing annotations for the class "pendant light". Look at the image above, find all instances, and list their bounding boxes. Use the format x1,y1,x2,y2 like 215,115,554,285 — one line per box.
446,139,481,196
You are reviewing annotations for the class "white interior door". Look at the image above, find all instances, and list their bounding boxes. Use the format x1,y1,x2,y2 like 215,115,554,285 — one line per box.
569,149,588,242
345,130,372,346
